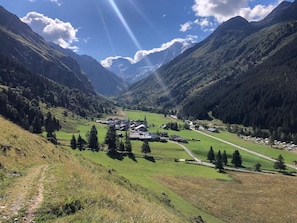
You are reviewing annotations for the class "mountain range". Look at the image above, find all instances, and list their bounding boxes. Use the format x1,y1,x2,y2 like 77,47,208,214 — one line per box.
0,6,94,95
0,5,126,96
49,43,128,96
118,0,297,139
1,1,297,140
102,41,195,83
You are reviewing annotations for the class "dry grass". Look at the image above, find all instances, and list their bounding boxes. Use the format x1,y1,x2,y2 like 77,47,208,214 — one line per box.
0,116,68,172
155,172,297,223
37,155,185,223
0,116,186,222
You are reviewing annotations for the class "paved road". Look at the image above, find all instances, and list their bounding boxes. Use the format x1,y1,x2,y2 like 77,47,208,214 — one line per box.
191,127,297,170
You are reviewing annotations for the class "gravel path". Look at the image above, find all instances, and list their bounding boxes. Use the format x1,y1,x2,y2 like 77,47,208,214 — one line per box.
0,164,48,222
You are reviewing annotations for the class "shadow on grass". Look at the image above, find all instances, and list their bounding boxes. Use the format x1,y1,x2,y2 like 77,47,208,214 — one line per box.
128,153,137,162
107,151,124,161
144,155,155,163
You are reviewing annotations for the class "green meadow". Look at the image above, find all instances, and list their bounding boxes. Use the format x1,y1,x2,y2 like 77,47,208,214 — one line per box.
51,109,297,222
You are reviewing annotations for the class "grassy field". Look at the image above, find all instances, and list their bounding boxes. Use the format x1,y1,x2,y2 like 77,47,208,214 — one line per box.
3,108,297,222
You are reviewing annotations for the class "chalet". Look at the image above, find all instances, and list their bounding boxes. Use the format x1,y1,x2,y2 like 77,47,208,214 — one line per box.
207,127,217,133
135,124,148,132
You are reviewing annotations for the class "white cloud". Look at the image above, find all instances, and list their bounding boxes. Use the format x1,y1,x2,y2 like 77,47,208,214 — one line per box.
101,36,198,67
21,12,79,51
180,18,216,32
191,0,280,23
180,0,282,33
101,56,135,68
180,21,192,32
133,35,198,62
28,0,62,5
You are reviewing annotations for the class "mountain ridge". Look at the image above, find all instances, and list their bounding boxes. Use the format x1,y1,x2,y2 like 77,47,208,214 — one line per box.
49,42,129,96
104,41,195,83
0,6,94,95
118,0,297,139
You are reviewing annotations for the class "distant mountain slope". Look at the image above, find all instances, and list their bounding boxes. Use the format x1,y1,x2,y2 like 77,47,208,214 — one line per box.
0,6,93,94
118,0,297,137
0,55,115,131
49,43,128,96
104,41,195,83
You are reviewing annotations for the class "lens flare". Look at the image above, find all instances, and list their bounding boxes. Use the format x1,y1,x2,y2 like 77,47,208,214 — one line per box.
107,0,171,101
108,0,142,50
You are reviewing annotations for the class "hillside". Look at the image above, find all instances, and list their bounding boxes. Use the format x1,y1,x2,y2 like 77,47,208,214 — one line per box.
49,43,128,96
118,1,297,138
0,55,115,132
0,116,186,223
0,6,94,94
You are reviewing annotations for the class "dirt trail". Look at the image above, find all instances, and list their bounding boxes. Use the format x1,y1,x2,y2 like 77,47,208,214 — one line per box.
0,164,48,222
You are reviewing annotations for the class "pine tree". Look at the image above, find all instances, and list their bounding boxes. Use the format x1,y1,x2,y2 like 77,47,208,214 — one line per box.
70,134,77,150
215,150,224,170
105,125,117,152
77,134,84,151
231,150,242,167
207,146,215,163
222,150,228,165
89,125,99,152
255,163,262,172
45,112,53,133
119,140,125,153
141,140,151,156
124,131,132,153
32,115,42,133
274,154,286,172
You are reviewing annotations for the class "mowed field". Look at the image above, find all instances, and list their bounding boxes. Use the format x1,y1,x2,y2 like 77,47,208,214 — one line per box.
58,110,297,222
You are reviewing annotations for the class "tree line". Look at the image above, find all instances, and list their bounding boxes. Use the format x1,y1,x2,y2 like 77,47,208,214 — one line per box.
70,125,152,158
207,146,287,173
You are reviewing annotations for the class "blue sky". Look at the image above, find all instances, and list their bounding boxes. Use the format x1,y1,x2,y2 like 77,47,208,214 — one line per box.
1,0,291,64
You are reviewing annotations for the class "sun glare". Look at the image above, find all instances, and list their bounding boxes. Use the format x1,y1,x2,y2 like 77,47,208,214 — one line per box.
107,0,171,100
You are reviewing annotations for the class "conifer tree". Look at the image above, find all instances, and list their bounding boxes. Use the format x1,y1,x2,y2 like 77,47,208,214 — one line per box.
124,131,132,153
89,125,99,152
222,150,228,165
215,150,224,170
119,140,125,152
231,150,242,167
32,115,42,133
207,146,215,163
141,140,151,156
105,125,117,152
274,154,286,172
70,134,77,150
77,134,84,151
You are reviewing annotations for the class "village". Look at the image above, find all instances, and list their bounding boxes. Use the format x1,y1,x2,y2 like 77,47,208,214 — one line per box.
96,117,190,143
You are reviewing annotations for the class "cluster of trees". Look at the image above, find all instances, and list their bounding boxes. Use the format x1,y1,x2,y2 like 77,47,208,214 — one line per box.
70,125,133,154
105,125,132,154
0,82,61,136
71,125,99,152
207,146,288,173
207,146,242,171
165,122,179,131
70,124,154,158
0,87,44,132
